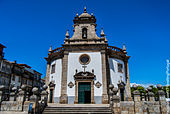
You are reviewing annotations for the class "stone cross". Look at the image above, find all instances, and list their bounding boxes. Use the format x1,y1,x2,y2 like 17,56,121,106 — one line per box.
82,65,87,72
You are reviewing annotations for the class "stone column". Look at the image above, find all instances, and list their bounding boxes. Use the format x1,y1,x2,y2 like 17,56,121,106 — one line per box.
29,87,39,114
17,85,26,102
112,88,120,114
147,87,155,101
109,85,120,114
41,85,48,106
17,85,27,111
109,84,114,107
157,84,167,114
9,87,17,101
0,85,5,102
125,61,132,101
101,50,108,104
141,93,145,101
132,84,143,113
132,85,140,102
0,85,5,111
60,51,68,104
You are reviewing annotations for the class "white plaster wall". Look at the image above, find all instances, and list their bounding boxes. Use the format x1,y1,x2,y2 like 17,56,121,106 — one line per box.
49,59,62,98
109,58,126,88
67,52,103,97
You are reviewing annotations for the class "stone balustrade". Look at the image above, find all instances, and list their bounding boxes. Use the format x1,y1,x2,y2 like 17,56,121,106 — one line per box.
0,84,169,113
108,84,169,113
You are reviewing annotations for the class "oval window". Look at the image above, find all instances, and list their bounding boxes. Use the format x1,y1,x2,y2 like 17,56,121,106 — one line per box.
79,54,90,65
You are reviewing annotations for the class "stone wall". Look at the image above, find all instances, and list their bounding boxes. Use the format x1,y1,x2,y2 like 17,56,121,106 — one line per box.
1,101,23,111
0,85,48,113
110,84,170,114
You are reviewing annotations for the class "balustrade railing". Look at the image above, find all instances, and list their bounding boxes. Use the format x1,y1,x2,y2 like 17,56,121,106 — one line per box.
51,47,63,53
108,46,124,53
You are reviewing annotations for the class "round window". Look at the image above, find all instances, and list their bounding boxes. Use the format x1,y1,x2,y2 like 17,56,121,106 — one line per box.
79,54,90,65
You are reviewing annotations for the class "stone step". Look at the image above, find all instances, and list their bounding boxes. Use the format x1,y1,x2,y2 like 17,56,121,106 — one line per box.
44,109,111,111
47,104,110,107
43,112,112,114
44,111,111,113
45,107,111,110
43,104,112,114
43,109,111,112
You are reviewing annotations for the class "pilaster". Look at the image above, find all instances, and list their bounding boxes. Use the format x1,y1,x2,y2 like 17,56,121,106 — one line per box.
59,51,68,104
101,50,108,104
45,63,50,86
125,61,132,101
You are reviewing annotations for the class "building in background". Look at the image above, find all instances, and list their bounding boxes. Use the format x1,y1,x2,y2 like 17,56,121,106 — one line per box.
0,43,44,99
0,44,6,59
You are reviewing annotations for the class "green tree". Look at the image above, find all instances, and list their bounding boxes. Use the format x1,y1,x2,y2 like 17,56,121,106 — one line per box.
149,85,158,97
131,85,146,95
163,86,170,98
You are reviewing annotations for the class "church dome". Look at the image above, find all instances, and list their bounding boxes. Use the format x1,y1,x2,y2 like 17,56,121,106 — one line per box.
79,12,91,18
79,7,91,18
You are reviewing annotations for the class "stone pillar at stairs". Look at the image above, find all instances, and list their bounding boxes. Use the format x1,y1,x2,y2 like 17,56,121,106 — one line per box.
157,84,167,114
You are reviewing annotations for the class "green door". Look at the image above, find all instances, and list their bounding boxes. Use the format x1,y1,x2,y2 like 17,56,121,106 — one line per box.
50,89,53,103
78,82,91,104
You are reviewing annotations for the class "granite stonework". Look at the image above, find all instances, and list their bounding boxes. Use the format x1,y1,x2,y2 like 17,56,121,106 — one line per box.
0,84,169,113
108,84,170,114
0,85,48,114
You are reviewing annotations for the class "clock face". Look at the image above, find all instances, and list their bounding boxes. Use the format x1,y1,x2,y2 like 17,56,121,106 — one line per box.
79,54,90,65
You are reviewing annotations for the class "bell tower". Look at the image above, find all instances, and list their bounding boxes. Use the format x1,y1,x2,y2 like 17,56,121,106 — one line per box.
64,7,107,45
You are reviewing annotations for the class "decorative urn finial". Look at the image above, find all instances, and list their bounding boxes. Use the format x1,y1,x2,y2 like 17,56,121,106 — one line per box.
76,13,78,17
104,35,108,42
48,45,52,52
123,44,127,54
65,29,69,39
84,6,87,13
100,27,105,38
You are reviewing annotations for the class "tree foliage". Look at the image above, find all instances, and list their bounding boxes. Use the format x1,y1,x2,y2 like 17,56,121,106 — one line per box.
131,85,170,98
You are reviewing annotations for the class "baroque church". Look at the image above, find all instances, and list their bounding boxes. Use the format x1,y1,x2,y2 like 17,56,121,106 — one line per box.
45,8,132,104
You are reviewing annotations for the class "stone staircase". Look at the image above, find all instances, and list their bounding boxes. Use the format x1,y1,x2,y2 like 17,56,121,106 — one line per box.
43,104,112,114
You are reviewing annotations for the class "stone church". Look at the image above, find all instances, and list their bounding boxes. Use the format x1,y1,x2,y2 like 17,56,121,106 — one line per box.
45,8,132,104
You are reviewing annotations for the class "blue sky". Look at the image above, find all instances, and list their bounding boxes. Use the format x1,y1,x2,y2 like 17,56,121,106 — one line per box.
0,0,169,85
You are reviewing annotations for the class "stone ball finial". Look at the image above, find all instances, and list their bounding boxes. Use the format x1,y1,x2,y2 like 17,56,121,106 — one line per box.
145,88,148,93
113,87,118,95
0,85,5,91
12,87,17,91
32,87,39,95
133,84,138,90
157,84,162,90
109,91,113,96
18,88,22,92
109,84,114,89
21,85,26,90
43,85,48,90
147,87,152,92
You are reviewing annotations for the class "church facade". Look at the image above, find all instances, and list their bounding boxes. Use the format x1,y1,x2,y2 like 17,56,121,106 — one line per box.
45,8,132,104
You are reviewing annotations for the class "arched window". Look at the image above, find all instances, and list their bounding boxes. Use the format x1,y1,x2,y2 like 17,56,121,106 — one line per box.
82,28,87,39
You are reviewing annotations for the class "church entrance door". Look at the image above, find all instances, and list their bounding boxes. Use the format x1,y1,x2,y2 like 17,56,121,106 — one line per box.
78,82,91,104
